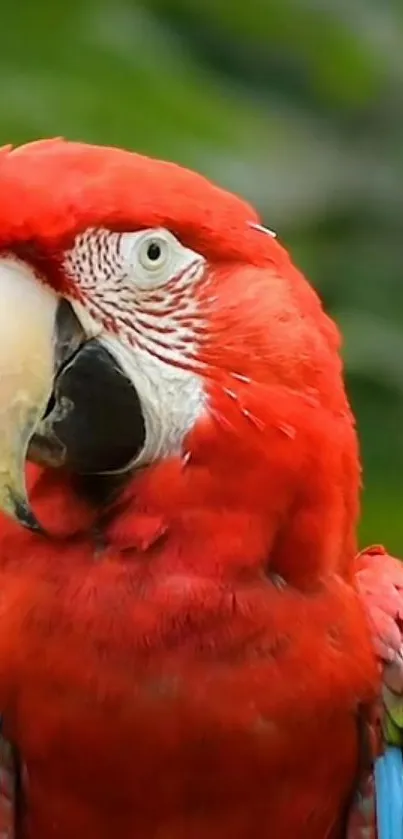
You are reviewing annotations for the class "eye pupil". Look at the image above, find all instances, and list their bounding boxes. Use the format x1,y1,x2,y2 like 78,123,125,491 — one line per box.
147,241,161,262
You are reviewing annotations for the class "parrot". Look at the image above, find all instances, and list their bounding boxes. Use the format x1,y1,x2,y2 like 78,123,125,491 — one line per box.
0,137,398,839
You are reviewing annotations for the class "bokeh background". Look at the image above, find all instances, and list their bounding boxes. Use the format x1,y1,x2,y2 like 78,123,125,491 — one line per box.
1,0,402,551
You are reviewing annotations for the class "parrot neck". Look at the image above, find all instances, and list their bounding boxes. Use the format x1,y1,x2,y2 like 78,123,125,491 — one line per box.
26,414,357,588
103,458,275,578
26,456,274,581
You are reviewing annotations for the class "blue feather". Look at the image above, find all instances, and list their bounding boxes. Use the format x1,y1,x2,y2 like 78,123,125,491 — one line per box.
375,747,403,839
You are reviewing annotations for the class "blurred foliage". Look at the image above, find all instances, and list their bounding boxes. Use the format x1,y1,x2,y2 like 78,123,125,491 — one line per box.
0,0,401,550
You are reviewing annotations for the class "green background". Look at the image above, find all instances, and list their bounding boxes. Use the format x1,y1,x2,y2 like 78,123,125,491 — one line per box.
1,0,402,552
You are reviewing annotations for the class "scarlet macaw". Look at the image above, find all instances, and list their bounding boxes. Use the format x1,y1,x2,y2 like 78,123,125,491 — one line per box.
0,139,399,838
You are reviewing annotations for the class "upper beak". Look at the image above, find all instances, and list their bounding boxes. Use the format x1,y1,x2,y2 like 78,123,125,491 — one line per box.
0,257,59,530
0,257,145,532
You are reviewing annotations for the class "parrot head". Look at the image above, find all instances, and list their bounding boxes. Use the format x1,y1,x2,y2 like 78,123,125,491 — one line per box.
0,139,359,585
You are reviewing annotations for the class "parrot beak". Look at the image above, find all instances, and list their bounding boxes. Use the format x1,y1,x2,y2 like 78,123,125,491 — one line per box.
0,257,59,531
0,257,146,532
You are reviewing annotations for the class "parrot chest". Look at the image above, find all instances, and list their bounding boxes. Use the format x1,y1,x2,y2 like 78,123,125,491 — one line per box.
0,546,377,839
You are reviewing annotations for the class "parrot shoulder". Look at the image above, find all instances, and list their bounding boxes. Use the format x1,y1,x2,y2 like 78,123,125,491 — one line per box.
353,546,403,839
356,545,403,706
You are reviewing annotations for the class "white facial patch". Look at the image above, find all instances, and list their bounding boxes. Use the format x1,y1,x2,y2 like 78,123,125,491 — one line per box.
64,228,207,469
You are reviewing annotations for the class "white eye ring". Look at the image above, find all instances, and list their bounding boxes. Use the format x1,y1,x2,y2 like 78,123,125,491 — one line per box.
138,235,170,273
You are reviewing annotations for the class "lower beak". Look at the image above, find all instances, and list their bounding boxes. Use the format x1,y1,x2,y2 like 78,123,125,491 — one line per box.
0,258,145,532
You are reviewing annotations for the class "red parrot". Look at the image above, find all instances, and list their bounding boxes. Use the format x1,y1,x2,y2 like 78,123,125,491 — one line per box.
0,138,398,839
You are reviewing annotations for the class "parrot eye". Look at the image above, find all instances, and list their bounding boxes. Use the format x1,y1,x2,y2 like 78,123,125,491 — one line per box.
62,224,207,470
137,233,170,276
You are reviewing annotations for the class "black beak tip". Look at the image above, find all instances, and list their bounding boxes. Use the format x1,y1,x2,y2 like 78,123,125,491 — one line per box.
11,496,45,535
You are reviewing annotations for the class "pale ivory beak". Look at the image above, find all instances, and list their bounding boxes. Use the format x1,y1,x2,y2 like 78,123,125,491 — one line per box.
0,257,58,529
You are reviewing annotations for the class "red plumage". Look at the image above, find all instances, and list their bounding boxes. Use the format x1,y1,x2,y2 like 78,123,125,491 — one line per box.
0,140,382,838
